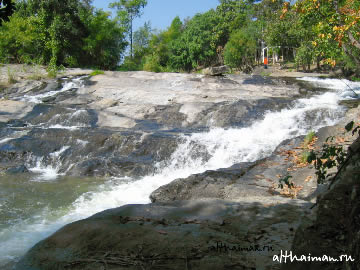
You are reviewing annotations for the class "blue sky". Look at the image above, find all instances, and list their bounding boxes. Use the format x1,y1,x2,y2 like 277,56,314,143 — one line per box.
93,0,220,32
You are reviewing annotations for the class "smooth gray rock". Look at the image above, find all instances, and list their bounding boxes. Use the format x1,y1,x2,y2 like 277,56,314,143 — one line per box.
202,65,229,76
79,71,300,129
149,136,316,203
16,198,312,270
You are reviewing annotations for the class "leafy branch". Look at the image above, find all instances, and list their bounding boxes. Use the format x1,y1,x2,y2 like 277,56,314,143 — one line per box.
308,121,359,184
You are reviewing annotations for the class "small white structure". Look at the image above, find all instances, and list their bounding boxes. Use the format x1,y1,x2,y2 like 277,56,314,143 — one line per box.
261,44,296,64
262,46,280,64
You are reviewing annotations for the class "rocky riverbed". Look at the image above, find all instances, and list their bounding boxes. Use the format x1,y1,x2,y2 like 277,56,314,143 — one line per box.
0,65,359,269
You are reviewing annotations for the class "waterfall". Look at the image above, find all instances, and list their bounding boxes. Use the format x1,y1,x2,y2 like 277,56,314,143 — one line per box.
0,77,359,267
18,76,87,104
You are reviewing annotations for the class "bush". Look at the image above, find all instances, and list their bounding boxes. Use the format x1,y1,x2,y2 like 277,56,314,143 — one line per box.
117,58,141,71
223,29,256,71
0,14,46,64
304,131,315,147
300,151,311,164
295,42,314,72
308,121,359,183
90,70,105,76
7,67,16,84
143,54,162,73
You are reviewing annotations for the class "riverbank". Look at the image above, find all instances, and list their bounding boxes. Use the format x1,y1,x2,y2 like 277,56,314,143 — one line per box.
0,63,331,87
0,65,359,269
0,64,92,84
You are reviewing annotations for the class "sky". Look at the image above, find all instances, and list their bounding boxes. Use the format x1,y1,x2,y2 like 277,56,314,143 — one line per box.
93,0,220,32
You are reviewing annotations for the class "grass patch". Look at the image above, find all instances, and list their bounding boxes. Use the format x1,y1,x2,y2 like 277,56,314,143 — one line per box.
47,70,57,78
351,76,360,82
27,64,46,80
300,151,311,164
260,71,271,77
296,131,316,165
90,70,105,77
28,74,45,80
7,67,16,84
303,131,315,147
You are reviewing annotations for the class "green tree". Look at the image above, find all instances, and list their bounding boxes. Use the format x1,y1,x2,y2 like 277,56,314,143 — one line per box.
169,10,223,71
120,21,152,70
109,0,147,58
133,21,152,51
0,0,127,70
223,28,257,71
216,0,255,34
264,8,303,49
145,16,183,70
283,0,360,73
82,9,127,69
0,13,45,63
295,42,315,71
14,0,91,67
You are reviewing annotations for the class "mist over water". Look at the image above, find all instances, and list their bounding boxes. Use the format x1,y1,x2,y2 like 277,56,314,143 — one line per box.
0,76,359,267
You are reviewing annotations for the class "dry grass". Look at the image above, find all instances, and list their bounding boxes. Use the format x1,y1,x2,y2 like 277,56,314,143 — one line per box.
7,67,17,84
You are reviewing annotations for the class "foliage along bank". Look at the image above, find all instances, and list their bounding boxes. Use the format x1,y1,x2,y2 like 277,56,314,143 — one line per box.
0,0,131,71
121,0,359,76
0,0,359,76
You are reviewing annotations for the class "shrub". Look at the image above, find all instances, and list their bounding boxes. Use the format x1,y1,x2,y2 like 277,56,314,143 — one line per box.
7,67,16,84
224,29,256,71
300,151,311,164
304,131,315,147
308,121,359,183
143,54,161,73
295,42,314,72
90,70,105,76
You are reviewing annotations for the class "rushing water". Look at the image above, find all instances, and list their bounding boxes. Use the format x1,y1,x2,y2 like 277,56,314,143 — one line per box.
0,76,359,268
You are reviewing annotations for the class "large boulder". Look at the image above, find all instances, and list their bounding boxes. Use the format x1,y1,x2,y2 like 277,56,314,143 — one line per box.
150,136,317,203
202,65,229,76
285,138,360,270
16,198,312,270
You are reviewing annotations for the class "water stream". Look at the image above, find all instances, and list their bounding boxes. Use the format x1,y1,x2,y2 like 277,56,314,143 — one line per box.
0,76,359,267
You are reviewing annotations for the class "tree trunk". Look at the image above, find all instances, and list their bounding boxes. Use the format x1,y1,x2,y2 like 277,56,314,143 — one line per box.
130,15,133,59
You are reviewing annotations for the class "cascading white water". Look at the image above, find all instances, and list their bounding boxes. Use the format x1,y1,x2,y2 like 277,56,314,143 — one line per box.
0,131,29,145
19,76,87,104
0,77,359,267
298,77,360,98
26,146,71,181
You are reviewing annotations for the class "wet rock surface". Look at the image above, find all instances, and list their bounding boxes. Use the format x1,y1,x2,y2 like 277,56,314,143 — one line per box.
14,125,360,270
149,137,306,203
0,71,305,177
0,127,179,178
16,198,312,270
202,65,229,75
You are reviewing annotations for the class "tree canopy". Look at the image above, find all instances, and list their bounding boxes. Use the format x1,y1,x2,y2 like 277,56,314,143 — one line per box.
0,0,359,76
0,0,129,70
110,0,147,58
